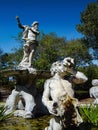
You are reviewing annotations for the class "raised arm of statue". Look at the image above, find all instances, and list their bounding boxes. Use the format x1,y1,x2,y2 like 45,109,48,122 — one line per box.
16,16,24,29
70,71,88,84
62,57,88,84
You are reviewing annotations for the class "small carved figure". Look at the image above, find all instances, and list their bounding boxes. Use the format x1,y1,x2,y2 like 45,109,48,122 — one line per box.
16,16,40,68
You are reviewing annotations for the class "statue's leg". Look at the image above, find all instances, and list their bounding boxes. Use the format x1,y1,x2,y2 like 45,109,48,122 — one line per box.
75,107,83,126
4,89,19,115
52,118,62,130
29,50,34,67
45,127,51,130
21,91,36,118
28,43,37,67
18,44,30,68
45,118,62,130
93,98,98,104
17,99,25,110
45,118,53,130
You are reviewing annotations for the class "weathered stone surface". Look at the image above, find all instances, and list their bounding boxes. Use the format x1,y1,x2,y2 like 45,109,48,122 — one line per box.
89,79,98,104
1,69,50,118
0,69,51,79
42,57,88,129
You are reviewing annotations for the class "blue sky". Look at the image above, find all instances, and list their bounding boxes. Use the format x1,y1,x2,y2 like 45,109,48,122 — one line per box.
0,0,96,53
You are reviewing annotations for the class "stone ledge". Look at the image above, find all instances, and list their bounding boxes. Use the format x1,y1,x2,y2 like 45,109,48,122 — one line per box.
0,69,51,79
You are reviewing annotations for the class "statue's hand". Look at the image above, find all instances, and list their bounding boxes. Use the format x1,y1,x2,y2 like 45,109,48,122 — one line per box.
16,16,19,20
49,102,59,116
63,57,74,68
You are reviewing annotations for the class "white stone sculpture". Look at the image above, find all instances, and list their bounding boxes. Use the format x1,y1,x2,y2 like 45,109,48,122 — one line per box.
4,89,36,118
42,57,88,129
4,71,48,118
89,79,98,104
16,16,40,70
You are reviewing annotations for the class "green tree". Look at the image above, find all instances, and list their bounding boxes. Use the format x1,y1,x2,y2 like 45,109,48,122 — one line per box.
0,49,10,87
5,32,25,69
63,39,91,66
33,32,67,70
76,2,98,58
0,49,10,69
0,49,3,69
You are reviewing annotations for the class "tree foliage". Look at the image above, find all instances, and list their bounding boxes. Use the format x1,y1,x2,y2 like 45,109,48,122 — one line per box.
0,49,9,69
33,33,67,70
33,33,91,70
76,2,98,58
63,39,91,66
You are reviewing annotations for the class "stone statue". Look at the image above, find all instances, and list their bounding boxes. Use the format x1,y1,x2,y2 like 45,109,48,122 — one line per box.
4,71,49,119
42,57,88,129
89,79,98,104
4,17,48,119
4,89,36,118
16,16,40,69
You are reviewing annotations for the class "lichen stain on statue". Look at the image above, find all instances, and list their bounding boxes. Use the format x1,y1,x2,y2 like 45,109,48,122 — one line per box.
42,57,88,130
16,16,40,74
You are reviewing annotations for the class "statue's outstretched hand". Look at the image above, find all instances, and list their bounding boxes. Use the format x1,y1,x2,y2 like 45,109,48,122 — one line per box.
63,57,74,68
16,16,21,24
16,16,19,20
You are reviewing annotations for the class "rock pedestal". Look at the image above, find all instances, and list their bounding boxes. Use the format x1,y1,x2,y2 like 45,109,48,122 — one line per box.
0,69,50,118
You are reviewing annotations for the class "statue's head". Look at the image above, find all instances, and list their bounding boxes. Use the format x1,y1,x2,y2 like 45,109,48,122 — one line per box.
50,61,65,76
32,21,39,27
50,57,75,76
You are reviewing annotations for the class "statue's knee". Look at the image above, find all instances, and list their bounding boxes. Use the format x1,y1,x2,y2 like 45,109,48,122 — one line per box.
27,95,34,103
21,92,35,105
45,127,48,130
45,126,52,130
12,89,19,95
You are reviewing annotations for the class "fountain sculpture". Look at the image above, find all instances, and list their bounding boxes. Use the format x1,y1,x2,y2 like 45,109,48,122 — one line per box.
16,16,39,71
3,16,49,118
0,17,88,129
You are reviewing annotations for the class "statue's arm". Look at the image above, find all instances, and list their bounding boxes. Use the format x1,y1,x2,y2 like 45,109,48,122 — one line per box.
30,28,40,34
70,71,88,84
16,16,24,29
62,57,88,84
42,80,56,114
42,80,51,107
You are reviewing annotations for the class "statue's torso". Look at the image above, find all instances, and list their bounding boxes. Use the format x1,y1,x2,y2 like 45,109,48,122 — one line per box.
49,78,74,101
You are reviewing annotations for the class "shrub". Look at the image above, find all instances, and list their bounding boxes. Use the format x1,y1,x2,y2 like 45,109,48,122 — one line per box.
79,104,98,126
0,106,13,122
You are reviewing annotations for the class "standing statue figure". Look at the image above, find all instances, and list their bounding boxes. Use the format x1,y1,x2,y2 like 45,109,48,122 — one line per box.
89,79,98,104
16,16,40,69
42,57,88,130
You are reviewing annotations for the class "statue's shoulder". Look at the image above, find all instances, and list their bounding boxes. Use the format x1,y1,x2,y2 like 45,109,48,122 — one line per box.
45,78,51,83
44,77,54,85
